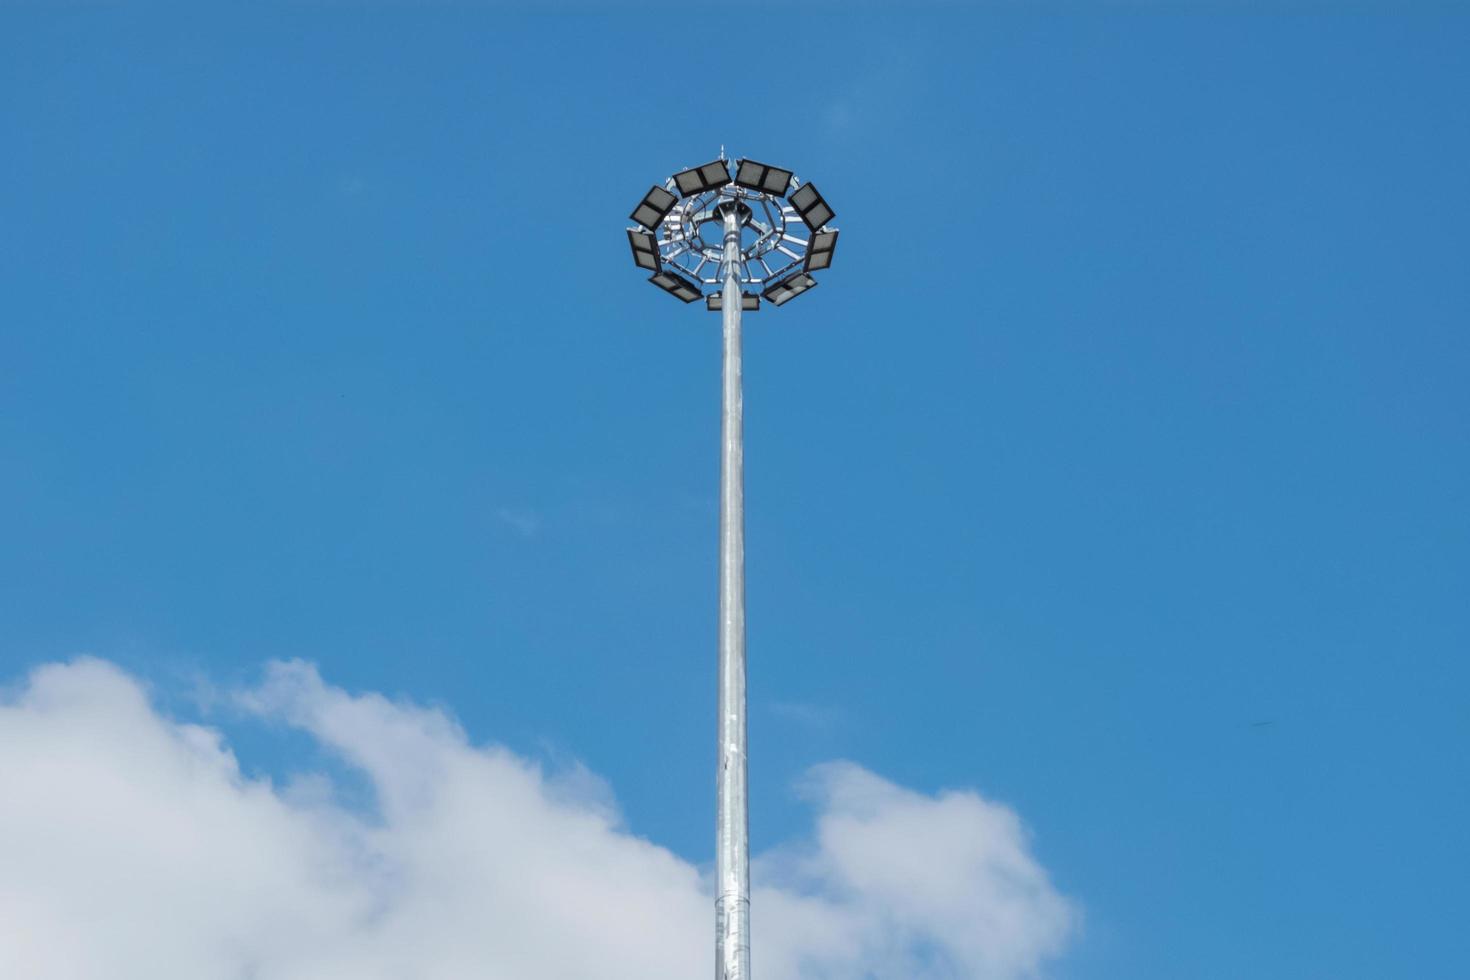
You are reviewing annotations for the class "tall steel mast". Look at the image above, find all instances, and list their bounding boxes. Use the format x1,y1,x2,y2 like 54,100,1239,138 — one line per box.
714,199,750,980
625,155,839,980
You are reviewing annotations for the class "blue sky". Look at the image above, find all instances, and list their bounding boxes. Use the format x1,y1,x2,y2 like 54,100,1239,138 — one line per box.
2,4,1467,979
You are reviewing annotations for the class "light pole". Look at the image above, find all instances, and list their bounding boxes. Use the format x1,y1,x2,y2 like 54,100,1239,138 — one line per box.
626,155,840,980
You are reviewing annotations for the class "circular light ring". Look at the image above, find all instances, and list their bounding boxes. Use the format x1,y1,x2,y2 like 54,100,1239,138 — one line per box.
627,160,837,294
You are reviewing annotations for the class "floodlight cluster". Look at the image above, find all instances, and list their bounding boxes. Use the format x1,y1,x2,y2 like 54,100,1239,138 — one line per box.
626,156,839,310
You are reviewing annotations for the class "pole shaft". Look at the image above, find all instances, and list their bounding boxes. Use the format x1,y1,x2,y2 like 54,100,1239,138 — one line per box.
715,205,750,980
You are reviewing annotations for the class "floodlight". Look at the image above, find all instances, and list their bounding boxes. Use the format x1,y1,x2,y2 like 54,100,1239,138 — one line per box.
761,271,818,307
674,159,732,196
733,158,794,196
788,181,835,231
804,229,838,271
630,185,678,231
627,229,661,271
706,291,760,312
650,270,702,303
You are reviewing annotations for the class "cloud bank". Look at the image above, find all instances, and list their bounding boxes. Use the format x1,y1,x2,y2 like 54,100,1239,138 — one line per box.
0,658,1075,979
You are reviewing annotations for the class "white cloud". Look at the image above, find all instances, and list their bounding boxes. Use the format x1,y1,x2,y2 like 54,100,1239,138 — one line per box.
0,658,1076,979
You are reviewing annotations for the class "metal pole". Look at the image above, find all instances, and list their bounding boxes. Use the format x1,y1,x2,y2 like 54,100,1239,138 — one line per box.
715,203,750,980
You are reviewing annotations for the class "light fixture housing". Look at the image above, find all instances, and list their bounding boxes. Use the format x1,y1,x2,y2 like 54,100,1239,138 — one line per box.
674,159,732,196
804,229,838,271
627,229,661,272
788,181,835,231
706,291,761,312
649,270,702,303
630,185,678,231
761,271,818,307
733,158,794,196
